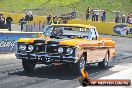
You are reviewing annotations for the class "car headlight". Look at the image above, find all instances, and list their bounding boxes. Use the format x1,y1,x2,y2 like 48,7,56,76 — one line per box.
19,44,26,51
28,45,34,52
67,47,73,54
58,47,63,53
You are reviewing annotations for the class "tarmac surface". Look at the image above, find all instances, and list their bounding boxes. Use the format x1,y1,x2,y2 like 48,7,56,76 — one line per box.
0,35,132,88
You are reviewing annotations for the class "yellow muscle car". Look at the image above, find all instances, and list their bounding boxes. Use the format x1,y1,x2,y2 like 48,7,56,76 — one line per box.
15,24,116,74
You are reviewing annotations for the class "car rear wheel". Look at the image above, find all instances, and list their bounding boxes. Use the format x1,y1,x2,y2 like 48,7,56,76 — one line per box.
72,55,86,75
98,54,109,68
22,59,36,72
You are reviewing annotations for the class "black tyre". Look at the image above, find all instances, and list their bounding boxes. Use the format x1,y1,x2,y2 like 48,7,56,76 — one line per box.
72,55,86,75
98,54,109,68
22,59,36,72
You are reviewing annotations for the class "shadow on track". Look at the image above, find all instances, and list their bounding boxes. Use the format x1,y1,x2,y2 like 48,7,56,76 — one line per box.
8,64,114,80
8,53,129,80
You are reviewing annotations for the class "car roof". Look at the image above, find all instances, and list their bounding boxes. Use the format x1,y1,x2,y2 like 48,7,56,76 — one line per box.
50,24,95,28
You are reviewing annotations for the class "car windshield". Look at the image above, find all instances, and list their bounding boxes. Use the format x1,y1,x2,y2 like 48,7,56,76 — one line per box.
43,26,91,38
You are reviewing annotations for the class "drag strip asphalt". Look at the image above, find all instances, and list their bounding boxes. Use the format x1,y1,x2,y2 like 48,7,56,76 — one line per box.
0,35,132,88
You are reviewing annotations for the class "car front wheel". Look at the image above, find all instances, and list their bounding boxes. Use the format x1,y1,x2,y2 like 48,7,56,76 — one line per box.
72,55,86,75
22,59,36,72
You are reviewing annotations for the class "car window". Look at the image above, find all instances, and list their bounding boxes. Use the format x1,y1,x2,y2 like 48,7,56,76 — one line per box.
87,28,97,40
44,26,94,39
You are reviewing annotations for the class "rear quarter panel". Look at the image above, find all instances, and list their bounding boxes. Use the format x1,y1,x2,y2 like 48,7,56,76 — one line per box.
76,38,115,63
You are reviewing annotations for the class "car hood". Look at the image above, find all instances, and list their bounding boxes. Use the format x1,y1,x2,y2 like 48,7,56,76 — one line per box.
17,37,106,47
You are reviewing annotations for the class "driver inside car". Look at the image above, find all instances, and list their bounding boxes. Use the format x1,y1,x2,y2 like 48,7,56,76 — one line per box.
51,27,63,37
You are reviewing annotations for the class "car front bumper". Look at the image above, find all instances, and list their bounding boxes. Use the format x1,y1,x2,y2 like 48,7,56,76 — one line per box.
15,52,78,63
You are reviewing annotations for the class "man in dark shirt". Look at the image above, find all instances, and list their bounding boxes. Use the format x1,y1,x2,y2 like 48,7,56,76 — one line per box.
19,17,26,31
47,15,51,25
101,9,106,22
6,15,13,31
0,15,5,29
86,7,90,20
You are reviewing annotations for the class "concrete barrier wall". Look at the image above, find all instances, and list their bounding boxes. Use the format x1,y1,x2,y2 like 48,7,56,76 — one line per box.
0,31,42,52
68,19,132,36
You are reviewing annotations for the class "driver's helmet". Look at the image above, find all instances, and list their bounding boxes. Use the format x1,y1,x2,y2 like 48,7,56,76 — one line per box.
52,28,63,36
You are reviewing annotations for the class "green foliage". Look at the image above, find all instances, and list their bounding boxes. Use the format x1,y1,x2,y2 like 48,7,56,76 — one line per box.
0,0,131,21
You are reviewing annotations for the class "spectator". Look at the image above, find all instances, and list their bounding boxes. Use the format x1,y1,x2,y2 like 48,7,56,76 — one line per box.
121,15,126,23
51,16,60,24
126,14,130,23
128,17,132,24
25,11,33,22
101,9,106,22
119,17,122,23
19,17,26,31
126,14,132,24
71,11,74,19
25,13,30,22
25,11,33,32
68,13,72,20
71,7,76,19
6,15,13,31
114,11,120,23
91,9,95,21
86,7,90,20
28,11,33,21
94,9,99,21
47,15,51,25
73,7,77,18
0,14,5,29
3,17,6,29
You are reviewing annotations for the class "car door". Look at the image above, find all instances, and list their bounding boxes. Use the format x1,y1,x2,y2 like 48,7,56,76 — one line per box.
86,28,107,63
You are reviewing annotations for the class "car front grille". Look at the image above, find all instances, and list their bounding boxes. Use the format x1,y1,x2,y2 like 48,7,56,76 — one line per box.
46,45,59,54
17,43,75,56
33,43,60,54
34,43,46,53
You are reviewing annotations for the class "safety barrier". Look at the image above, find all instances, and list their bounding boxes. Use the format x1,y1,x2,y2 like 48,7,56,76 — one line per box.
0,12,47,24
22,22,43,32
0,31,42,52
68,19,132,37
0,12,46,32
0,29,8,31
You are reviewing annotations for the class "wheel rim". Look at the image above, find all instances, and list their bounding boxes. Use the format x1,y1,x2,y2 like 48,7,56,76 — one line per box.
79,57,85,71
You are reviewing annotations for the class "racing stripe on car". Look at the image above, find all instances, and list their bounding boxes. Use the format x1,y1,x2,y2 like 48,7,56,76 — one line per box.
17,38,37,43
34,38,50,43
46,39,66,44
